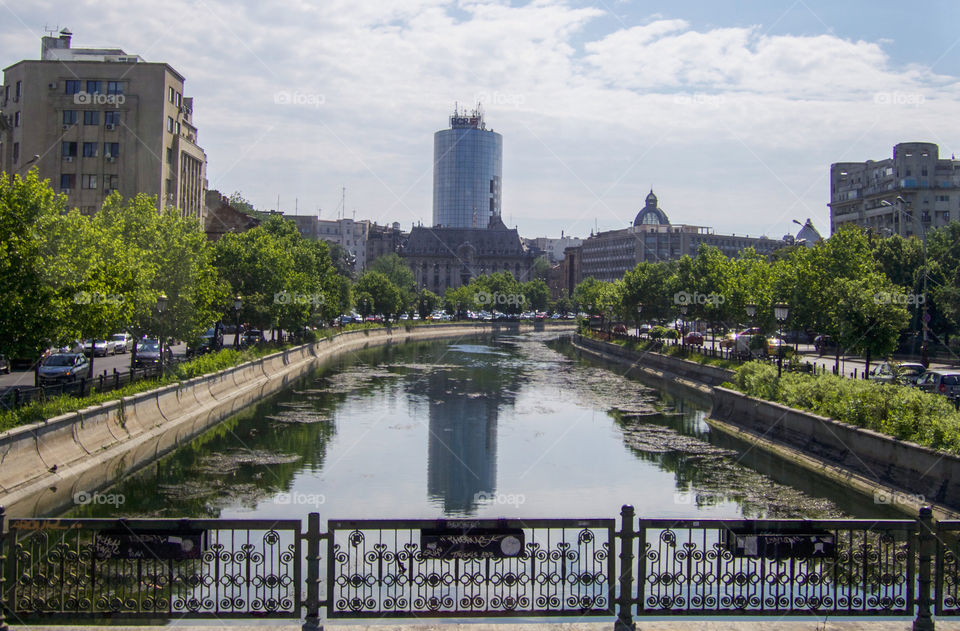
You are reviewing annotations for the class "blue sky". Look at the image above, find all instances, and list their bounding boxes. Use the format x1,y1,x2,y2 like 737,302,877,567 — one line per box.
2,0,959,240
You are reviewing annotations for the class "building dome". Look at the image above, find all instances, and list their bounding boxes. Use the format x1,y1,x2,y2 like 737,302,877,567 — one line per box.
633,189,670,226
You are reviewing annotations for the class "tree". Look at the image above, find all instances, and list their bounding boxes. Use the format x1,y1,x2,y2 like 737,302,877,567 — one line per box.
0,170,65,362
521,279,550,311
619,261,671,324
416,289,441,318
835,274,910,374
573,277,617,316
370,253,416,311
354,271,401,318
530,255,551,283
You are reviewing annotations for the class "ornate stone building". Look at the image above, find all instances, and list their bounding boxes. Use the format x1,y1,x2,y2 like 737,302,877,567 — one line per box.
401,214,538,294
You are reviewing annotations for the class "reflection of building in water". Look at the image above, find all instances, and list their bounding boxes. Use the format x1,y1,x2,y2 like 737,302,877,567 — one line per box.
408,350,521,515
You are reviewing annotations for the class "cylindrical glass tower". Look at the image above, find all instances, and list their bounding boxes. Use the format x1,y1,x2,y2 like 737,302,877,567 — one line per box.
432,108,502,228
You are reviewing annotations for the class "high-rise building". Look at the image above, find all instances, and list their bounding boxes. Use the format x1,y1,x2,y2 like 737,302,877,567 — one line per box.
0,29,208,219
829,142,960,240
432,105,502,228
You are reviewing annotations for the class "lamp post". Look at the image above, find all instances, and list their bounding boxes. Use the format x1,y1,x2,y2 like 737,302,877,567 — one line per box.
156,294,168,374
233,296,242,349
636,303,643,339
775,303,789,378
679,304,689,350
882,197,929,365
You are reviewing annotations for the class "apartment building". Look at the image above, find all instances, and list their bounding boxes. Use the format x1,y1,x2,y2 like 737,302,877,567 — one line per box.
0,29,207,220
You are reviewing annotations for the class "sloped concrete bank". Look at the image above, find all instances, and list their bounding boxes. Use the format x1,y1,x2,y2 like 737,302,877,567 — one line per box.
0,323,573,518
571,334,960,518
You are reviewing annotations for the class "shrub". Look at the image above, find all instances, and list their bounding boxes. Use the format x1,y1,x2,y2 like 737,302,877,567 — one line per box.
729,361,960,453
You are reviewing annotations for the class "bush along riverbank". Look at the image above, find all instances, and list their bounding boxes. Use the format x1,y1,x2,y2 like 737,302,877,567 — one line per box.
727,361,960,453
578,326,742,371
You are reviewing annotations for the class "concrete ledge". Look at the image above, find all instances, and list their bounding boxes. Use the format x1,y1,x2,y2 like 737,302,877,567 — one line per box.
0,322,574,517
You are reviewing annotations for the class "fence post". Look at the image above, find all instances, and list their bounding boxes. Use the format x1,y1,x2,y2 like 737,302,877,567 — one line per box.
915,505,935,631
615,504,635,631
0,505,8,631
303,512,322,631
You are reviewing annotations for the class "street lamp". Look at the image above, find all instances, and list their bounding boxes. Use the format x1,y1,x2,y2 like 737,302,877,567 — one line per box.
882,197,929,365
233,295,242,349
775,303,790,378
636,303,643,338
156,294,168,374
679,304,689,349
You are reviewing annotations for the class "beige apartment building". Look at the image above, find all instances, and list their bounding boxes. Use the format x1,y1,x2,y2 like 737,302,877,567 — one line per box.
0,29,207,220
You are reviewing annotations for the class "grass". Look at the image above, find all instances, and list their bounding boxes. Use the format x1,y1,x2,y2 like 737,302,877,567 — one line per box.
726,361,960,454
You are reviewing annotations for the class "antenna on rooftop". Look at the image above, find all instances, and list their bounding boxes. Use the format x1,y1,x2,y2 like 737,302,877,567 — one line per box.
43,24,59,37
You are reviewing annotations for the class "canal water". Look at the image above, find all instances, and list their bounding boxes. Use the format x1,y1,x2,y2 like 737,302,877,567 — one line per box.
67,332,897,521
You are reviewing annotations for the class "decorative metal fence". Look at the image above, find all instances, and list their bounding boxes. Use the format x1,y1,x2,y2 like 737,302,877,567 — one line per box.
0,505,951,631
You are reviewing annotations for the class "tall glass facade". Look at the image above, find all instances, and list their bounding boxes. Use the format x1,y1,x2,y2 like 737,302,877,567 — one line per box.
432,114,502,228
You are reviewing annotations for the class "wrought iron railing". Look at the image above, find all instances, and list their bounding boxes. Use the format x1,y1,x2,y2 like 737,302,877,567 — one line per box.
0,505,952,630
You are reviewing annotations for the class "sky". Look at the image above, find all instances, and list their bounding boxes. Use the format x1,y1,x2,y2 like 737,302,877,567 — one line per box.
2,0,960,240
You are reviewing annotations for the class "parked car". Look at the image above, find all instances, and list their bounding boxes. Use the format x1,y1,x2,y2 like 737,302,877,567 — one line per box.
869,361,926,386
814,334,837,355
0,354,9,374
916,370,960,398
187,326,223,357
242,329,266,346
134,339,172,367
38,353,91,384
766,337,786,355
83,338,115,357
682,332,704,345
109,332,134,354
719,332,739,349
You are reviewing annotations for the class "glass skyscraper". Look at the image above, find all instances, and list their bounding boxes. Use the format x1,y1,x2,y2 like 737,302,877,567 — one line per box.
432,108,502,228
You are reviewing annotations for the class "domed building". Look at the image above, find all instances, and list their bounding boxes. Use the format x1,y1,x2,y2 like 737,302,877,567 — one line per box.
633,190,670,226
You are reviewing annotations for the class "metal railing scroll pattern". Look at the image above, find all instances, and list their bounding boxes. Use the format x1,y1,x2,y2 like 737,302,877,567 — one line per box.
636,518,916,615
935,520,960,615
325,518,615,618
8,517,301,619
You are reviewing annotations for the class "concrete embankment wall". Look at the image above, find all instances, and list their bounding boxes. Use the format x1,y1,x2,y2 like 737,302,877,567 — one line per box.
0,322,571,518
571,333,960,517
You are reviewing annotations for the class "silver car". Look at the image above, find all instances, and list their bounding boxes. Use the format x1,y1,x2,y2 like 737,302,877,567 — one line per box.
869,361,926,386
916,370,960,398
110,332,134,353
38,353,91,384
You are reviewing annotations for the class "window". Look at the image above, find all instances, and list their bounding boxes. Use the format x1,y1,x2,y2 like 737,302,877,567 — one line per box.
104,174,118,191
168,86,175,103
82,142,98,157
63,110,78,125
176,92,182,108
86,80,102,94
83,110,99,125
12,142,19,162
82,174,97,189
175,121,181,135
62,142,77,157
104,111,120,126
15,80,21,99
60,173,75,191
104,142,119,158
167,116,174,132
166,147,172,164
106,81,123,95
14,111,19,127
65,80,81,95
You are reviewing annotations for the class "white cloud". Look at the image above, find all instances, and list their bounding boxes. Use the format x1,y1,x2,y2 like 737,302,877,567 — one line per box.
2,1,958,237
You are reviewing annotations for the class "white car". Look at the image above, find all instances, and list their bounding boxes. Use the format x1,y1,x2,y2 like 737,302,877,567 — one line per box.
110,332,134,353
